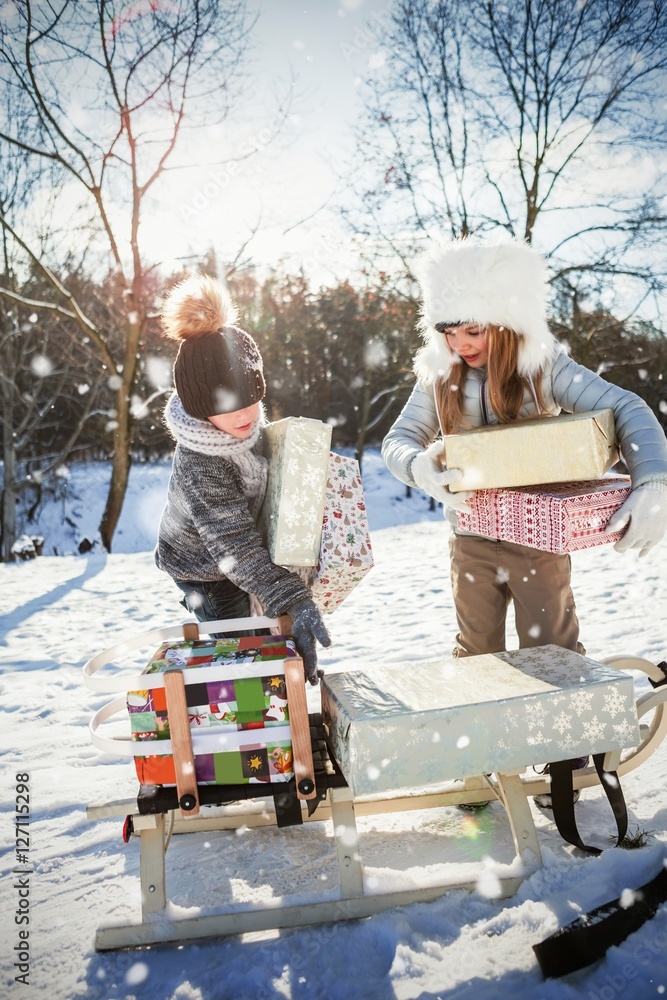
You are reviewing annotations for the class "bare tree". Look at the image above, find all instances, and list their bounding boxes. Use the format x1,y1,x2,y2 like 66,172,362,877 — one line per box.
0,105,102,560
346,0,667,317
0,0,251,550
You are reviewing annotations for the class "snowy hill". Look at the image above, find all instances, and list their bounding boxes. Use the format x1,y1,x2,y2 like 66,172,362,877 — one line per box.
1,451,667,999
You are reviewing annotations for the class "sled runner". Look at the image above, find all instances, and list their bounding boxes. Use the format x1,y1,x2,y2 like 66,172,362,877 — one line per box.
83,617,667,951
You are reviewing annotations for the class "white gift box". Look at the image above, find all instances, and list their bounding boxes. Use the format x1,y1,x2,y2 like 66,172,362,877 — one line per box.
322,645,639,796
259,417,333,567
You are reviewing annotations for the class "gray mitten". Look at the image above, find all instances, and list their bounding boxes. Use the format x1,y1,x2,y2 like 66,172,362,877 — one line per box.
286,598,332,685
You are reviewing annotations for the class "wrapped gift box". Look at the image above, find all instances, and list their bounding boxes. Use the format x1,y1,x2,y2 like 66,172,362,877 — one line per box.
127,636,296,786
322,645,639,796
259,417,333,566
309,452,374,613
444,409,618,492
456,477,632,552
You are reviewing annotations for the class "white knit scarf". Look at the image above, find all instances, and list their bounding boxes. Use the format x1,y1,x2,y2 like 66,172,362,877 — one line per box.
165,393,268,518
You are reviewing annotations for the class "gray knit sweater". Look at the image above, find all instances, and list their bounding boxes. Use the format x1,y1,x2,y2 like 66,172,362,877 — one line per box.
155,396,310,617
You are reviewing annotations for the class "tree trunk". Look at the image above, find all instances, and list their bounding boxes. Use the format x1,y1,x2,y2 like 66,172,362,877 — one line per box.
1,310,17,562
355,378,372,475
99,380,132,552
99,311,142,551
1,415,17,562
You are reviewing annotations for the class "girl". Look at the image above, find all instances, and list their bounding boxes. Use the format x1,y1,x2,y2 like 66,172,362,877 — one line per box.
382,238,667,659
155,274,330,684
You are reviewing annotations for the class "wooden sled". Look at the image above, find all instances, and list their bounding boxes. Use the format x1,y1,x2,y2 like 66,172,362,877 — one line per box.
84,622,667,951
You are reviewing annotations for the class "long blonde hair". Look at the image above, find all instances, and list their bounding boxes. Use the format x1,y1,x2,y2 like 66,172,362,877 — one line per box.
435,325,544,435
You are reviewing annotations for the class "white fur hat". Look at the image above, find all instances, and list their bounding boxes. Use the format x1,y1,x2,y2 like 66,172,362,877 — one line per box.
413,236,556,383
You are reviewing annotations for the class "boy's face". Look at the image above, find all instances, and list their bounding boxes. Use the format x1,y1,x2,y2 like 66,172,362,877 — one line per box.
208,402,260,439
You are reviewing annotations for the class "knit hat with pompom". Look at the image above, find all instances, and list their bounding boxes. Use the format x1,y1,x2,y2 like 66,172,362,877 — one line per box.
161,274,265,419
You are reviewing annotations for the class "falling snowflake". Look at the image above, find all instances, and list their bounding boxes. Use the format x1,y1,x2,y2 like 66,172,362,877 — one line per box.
31,354,53,377
145,354,172,390
496,567,510,584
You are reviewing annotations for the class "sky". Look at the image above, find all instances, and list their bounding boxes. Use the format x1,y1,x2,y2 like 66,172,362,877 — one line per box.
138,0,393,285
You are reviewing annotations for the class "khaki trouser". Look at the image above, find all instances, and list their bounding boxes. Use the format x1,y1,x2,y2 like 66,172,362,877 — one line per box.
449,533,584,658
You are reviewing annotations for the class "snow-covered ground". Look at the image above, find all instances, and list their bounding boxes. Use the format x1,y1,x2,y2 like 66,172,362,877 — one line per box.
1,450,667,999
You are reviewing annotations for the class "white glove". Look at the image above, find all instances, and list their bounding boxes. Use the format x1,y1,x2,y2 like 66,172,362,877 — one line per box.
604,482,667,557
410,441,475,511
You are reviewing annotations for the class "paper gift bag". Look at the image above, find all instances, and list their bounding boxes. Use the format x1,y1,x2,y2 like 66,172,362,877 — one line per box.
456,477,632,553
445,408,618,492
259,417,333,566
309,453,374,613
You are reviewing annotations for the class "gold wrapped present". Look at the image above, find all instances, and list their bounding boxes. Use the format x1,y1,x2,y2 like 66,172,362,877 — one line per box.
445,408,618,492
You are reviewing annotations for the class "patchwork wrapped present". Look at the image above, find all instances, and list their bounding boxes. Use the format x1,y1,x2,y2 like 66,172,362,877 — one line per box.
456,477,632,553
92,636,298,787
259,416,333,566
309,452,374,613
322,645,639,796
444,408,618,492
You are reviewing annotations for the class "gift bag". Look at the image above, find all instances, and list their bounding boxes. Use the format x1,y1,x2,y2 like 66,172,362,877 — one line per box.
309,453,373,613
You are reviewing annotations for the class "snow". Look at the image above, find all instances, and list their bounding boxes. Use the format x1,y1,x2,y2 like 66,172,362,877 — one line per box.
1,449,667,998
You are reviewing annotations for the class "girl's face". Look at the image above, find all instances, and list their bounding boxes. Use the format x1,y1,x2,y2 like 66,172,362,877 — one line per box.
208,402,260,439
444,324,489,368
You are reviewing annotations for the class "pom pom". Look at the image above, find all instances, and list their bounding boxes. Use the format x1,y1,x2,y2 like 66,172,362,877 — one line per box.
161,274,237,341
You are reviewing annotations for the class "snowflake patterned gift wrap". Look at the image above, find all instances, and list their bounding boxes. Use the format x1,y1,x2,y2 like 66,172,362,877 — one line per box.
456,477,632,553
322,644,639,796
259,416,333,566
121,636,297,787
445,408,618,493
309,452,374,613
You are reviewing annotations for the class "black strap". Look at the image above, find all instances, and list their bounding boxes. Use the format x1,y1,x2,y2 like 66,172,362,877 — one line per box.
649,661,667,689
534,865,667,977
549,753,627,855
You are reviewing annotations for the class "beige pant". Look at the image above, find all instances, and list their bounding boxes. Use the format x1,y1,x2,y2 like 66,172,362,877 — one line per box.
449,533,584,657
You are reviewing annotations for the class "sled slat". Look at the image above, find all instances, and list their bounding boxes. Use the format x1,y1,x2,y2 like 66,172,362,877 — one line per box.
164,670,200,816
181,622,199,641
284,656,317,800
